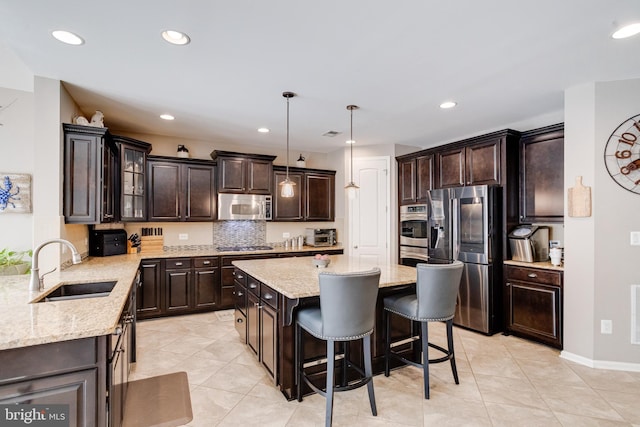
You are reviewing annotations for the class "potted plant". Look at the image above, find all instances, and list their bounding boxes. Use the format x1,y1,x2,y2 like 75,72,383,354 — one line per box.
0,248,32,275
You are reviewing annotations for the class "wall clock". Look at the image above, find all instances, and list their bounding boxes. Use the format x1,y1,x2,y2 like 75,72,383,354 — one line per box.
604,113,640,194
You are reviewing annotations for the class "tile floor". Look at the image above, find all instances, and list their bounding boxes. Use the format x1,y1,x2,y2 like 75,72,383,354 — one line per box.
130,310,640,426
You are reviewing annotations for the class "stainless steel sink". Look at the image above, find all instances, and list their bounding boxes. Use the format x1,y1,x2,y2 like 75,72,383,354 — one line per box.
35,280,117,302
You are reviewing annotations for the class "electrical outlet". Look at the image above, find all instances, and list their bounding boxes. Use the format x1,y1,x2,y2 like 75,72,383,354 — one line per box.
179,233,189,240
283,232,290,238
630,232,640,246
601,319,613,334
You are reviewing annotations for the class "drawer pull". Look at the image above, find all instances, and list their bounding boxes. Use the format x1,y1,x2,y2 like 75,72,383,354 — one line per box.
249,283,257,289
527,273,538,278
203,260,211,265
237,291,243,297
264,293,273,300
175,262,183,266
237,274,244,279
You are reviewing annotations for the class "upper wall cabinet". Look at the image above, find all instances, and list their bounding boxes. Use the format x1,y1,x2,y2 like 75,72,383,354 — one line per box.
398,154,434,205
519,124,564,223
112,135,151,222
436,131,519,188
211,150,276,194
272,166,336,221
63,124,117,224
147,155,216,222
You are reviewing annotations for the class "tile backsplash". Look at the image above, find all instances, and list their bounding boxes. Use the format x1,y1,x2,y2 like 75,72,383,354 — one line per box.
213,220,266,247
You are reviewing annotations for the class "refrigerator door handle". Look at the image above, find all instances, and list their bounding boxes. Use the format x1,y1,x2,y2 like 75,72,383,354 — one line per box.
451,197,460,261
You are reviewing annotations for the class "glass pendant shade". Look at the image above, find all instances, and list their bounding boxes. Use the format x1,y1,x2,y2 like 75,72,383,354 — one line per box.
280,177,296,198
345,182,359,199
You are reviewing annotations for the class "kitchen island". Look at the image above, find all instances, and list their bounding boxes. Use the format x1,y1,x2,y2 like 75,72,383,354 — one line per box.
232,255,417,400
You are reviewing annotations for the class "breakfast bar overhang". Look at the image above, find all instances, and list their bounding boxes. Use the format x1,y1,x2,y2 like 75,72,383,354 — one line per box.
232,255,418,400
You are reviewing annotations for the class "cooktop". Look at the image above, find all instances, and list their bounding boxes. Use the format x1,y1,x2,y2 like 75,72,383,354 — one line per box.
216,245,273,252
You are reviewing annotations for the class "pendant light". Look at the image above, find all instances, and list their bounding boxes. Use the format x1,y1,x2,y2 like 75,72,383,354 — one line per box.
345,105,360,199
280,91,296,198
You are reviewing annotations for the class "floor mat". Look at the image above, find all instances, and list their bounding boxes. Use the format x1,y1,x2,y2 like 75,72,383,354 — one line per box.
123,371,193,427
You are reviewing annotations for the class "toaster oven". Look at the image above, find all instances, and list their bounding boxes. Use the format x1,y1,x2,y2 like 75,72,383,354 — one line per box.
305,228,337,247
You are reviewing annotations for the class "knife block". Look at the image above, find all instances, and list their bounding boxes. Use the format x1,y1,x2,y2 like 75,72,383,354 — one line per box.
140,236,164,253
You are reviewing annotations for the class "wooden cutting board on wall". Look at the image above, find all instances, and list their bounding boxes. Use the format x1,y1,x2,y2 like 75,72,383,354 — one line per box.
568,176,591,217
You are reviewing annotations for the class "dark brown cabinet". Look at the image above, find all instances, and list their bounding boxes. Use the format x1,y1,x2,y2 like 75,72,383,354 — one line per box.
504,264,563,349
211,150,276,194
0,337,107,426
437,138,502,188
147,156,216,222
220,254,274,308
398,154,434,205
137,259,163,319
165,258,192,314
138,257,219,318
245,275,278,382
272,166,336,221
114,135,151,222
233,268,248,343
519,124,564,223
63,123,117,224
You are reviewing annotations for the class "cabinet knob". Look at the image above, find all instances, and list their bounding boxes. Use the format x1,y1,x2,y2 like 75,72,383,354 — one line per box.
113,326,123,336
527,273,538,278
237,275,244,279
237,291,243,297
236,318,243,324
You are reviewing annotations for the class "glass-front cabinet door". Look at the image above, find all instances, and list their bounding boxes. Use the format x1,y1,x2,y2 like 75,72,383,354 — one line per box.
116,136,151,222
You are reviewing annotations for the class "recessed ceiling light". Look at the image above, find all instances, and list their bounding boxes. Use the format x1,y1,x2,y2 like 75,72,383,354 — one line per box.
440,101,457,109
51,30,84,45
160,114,175,121
346,140,356,144
612,22,640,39
161,30,191,45
258,127,270,133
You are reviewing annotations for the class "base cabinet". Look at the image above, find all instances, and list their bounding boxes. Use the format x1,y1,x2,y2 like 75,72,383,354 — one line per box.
138,257,219,319
244,275,279,383
505,265,563,349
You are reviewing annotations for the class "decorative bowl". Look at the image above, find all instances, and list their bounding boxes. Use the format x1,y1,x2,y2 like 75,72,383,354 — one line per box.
312,258,331,268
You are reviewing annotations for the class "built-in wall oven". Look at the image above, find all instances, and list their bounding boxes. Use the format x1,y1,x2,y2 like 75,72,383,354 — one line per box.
399,204,429,266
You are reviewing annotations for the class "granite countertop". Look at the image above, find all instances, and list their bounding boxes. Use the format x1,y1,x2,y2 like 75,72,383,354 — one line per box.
233,255,417,299
503,259,564,272
0,245,344,351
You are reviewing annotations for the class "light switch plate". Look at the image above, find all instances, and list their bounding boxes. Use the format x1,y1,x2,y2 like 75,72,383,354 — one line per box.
283,232,290,238
601,319,613,334
179,233,188,240
631,232,640,246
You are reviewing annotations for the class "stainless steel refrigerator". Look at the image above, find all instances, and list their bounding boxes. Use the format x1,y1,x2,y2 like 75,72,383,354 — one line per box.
426,185,502,334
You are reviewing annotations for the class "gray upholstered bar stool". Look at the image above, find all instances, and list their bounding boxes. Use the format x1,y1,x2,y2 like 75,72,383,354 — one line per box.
296,268,381,427
383,261,464,399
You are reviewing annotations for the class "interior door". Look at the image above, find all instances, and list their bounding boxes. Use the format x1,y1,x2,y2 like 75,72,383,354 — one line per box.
349,156,390,263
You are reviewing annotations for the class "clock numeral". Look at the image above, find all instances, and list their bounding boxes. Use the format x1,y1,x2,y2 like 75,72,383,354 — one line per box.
621,159,640,175
619,132,637,146
616,150,632,159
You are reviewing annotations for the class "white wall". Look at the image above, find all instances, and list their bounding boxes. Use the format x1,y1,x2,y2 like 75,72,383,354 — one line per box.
563,78,640,368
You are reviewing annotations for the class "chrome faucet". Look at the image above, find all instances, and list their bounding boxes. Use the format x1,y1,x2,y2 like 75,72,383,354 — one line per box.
29,238,82,292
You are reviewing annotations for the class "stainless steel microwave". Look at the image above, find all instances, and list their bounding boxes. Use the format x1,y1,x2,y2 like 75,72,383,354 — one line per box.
218,193,272,221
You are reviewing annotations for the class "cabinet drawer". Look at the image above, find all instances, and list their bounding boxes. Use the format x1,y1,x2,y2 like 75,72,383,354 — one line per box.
261,283,278,310
165,258,192,269
247,275,260,296
194,257,217,268
234,282,247,314
233,267,247,286
505,266,561,286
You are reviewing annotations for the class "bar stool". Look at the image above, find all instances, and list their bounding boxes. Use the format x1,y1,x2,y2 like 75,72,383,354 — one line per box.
295,268,381,427
383,261,464,399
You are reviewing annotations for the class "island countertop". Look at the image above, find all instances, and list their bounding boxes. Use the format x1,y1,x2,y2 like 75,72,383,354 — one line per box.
232,255,417,299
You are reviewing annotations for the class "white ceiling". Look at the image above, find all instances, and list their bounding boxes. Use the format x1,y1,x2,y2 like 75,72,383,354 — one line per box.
1,1,639,153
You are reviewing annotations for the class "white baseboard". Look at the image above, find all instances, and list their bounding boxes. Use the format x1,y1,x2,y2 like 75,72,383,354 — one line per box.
560,351,640,372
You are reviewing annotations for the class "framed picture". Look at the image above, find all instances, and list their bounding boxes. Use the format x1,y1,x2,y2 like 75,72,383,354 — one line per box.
0,173,32,213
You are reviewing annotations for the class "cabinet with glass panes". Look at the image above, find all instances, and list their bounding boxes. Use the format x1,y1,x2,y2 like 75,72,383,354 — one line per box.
114,136,151,221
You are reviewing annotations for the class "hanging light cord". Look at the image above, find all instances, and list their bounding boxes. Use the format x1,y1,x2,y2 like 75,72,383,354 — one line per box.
286,95,290,179
350,106,354,183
